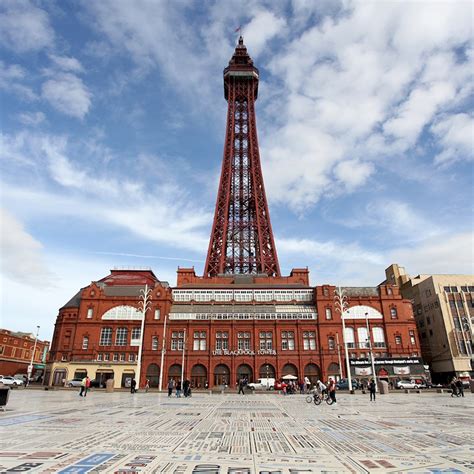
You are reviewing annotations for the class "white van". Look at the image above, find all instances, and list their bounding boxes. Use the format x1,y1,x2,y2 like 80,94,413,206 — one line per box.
247,378,275,390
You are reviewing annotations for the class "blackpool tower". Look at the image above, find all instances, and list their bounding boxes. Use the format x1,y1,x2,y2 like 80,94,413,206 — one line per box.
204,37,280,277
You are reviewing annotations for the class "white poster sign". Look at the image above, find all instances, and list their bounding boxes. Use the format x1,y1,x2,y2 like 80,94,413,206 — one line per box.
394,366,410,375
355,367,372,376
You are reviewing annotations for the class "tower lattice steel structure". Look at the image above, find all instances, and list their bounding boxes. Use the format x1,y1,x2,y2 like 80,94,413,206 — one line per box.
204,37,280,277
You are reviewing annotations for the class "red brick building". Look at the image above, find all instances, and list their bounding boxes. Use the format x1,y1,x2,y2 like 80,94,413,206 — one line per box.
46,267,424,389
0,329,49,380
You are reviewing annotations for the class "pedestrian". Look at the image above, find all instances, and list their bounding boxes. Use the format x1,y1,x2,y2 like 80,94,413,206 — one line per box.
238,378,245,395
79,376,87,397
369,378,376,401
183,379,190,397
450,377,458,397
130,378,137,394
168,379,174,397
304,376,311,393
84,376,90,397
455,379,464,397
145,379,150,393
328,378,337,404
176,380,182,397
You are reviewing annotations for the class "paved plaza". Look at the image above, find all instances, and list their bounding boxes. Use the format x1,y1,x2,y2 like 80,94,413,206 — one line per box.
0,389,473,473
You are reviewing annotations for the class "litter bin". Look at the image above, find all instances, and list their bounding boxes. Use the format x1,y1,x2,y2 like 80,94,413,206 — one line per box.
0,387,10,411
377,380,389,395
106,379,114,393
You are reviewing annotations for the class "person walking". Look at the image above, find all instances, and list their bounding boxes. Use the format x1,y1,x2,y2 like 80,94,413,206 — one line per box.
176,380,182,397
79,376,87,397
455,379,464,397
168,379,174,397
369,378,376,401
130,378,137,394
238,378,245,395
450,377,458,397
328,378,337,404
145,379,150,393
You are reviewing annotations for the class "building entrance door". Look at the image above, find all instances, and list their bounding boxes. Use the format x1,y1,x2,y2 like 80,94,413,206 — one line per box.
237,364,253,383
214,364,230,386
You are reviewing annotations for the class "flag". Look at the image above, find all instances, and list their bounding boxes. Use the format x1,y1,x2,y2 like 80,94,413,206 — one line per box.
234,26,241,33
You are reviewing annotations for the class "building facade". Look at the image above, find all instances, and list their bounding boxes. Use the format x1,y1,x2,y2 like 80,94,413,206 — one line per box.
385,264,474,383
0,329,49,380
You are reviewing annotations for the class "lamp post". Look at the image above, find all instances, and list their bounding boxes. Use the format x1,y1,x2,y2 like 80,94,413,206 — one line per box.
180,329,186,387
137,285,151,390
365,312,377,392
158,313,168,392
28,325,40,386
334,287,352,392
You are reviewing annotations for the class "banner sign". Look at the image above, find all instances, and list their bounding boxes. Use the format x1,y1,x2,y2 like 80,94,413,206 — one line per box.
212,349,277,356
350,358,421,366
355,367,372,376
393,366,410,375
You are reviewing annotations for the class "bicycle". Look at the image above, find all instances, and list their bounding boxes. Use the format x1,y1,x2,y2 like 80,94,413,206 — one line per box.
305,390,333,405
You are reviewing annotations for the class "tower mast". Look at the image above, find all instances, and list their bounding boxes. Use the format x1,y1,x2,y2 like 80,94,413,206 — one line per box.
204,37,280,277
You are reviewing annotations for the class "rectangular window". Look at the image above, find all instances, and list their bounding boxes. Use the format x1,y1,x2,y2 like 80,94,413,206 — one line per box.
281,331,295,350
358,327,369,348
390,308,398,319
131,328,141,340
259,331,273,350
409,330,416,345
116,328,128,346
444,286,451,292
372,327,386,348
328,337,335,350
120,353,125,361
152,336,159,351
237,332,251,350
154,309,160,320
325,308,332,320
129,353,136,362
87,308,93,319
303,331,316,350
97,353,103,361
216,331,229,350
99,328,112,346
113,353,119,361
104,353,110,361
171,331,184,351
395,335,402,345
82,336,89,350
193,331,206,351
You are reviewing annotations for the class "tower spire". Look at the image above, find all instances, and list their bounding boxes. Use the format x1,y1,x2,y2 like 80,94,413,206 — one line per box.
204,39,280,277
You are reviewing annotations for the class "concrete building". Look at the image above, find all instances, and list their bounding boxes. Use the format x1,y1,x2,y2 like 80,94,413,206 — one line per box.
385,264,474,383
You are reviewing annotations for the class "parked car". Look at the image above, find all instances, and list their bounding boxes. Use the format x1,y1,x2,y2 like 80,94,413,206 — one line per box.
336,379,360,390
247,378,275,390
67,378,83,388
396,379,420,389
89,379,105,388
14,374,28,384
0,376,23,386
459,377,471,388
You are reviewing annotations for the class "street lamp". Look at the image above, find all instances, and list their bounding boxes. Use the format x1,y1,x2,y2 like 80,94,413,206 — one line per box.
28,325,40,386
365,312,377,392
334,287,353,392
158,313,168,392
137,285,152,390
180,329,186,388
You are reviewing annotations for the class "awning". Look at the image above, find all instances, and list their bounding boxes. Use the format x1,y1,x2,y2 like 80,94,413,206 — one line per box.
34,364,45,369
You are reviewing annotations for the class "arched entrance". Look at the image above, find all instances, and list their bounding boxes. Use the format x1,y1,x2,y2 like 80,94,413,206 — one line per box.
259,363,276,379
282,363,298,378
191,364,207,388
304,363,321,385
146,363,160,388
168,364,181,382
327,363,340,381
52,369,67,386
214,364,230,386
378,367,389,382
236,364,253,383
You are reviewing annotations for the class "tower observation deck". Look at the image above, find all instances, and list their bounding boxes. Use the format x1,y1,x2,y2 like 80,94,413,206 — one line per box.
204,37,280,278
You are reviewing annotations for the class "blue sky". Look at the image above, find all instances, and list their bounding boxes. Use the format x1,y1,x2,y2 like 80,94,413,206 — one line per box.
1,0,473,341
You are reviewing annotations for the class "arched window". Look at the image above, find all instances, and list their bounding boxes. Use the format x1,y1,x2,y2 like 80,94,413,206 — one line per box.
390,307,398,319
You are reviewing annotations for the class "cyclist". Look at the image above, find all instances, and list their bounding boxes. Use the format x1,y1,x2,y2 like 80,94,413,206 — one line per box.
316,379,327,397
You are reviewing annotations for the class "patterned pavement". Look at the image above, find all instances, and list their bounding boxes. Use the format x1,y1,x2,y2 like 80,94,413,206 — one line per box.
0,388,473,473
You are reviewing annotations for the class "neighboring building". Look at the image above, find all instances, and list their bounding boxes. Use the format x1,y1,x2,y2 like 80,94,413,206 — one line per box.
47,38,424,389
385,264,474,383
0,329,49,380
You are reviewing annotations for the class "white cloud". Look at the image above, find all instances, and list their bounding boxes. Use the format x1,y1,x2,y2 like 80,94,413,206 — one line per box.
17,111,45,126
0,208,54,287
49,54,84,73
242,10,286,57
431,113,474,165
0,61,37,101
41,73,92,119
334,159,374,191
0,0,54,52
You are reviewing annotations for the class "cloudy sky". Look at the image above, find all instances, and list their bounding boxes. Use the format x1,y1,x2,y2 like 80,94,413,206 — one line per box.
1,0,473,341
